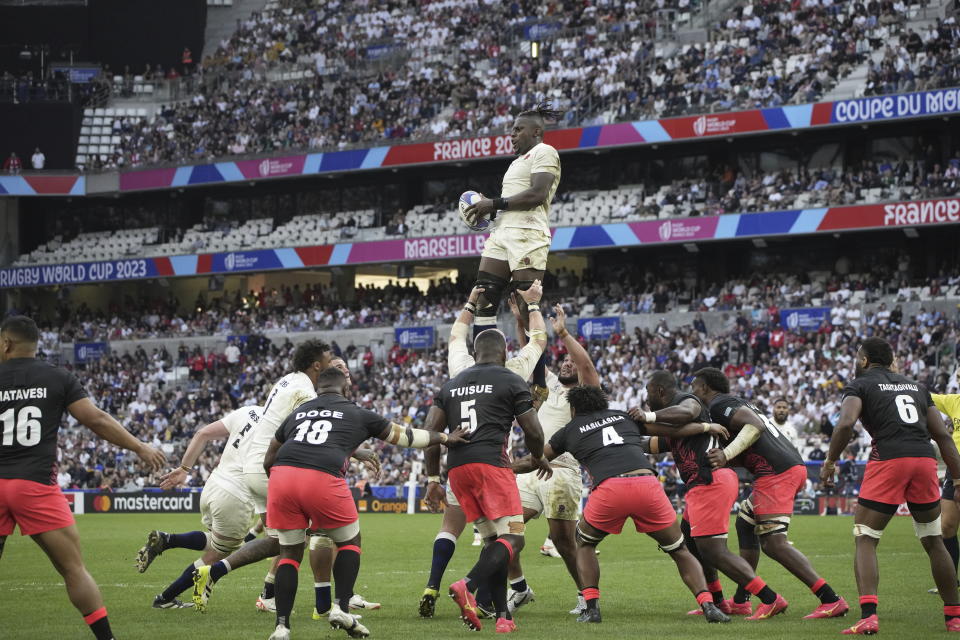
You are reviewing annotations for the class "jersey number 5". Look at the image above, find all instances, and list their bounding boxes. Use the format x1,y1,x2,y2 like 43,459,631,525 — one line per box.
602,426,625,446
460,399,478,433
293,419,333,445
0,406,42,447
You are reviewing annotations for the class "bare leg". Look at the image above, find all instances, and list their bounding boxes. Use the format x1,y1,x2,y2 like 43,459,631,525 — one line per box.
32,525,108,620
548,517,582,589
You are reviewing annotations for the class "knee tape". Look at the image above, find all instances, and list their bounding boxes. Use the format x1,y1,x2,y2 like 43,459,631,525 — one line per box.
736,513,760,549
576,521,606,546
756,515,791,538
309,534,335,551
658,535,685,553
210,531,241,554
853,524,884,539
738,497,757,525
913,515,943,539
475,271,509,315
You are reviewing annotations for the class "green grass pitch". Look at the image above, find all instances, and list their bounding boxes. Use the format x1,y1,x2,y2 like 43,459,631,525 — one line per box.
0,513,950,639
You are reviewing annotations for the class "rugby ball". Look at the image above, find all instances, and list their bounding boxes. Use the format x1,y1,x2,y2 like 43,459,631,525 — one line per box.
458,190,491,232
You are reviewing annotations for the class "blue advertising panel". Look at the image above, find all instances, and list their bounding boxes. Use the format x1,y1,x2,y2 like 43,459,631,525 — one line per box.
395,326,435,349
577,317,620,340
780,307,831,330
74,342,109,363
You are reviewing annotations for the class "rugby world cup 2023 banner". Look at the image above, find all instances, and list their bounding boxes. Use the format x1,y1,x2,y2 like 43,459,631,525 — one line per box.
2,196,959,289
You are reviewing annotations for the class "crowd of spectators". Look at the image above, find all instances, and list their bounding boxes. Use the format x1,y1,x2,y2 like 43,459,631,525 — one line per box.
99,0,934,170
24,254,960,346
48,278,960,496
864,16,960,96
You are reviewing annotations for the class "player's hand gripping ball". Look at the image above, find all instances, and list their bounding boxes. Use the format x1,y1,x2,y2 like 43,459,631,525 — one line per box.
458,190,491,232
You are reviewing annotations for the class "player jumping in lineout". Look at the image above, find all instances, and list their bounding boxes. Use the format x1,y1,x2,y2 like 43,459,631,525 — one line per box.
462,102,564,404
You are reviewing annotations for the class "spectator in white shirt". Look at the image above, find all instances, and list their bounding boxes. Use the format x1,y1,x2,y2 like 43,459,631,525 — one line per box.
31,147,45,170
771,397,800,446
224,341,241,367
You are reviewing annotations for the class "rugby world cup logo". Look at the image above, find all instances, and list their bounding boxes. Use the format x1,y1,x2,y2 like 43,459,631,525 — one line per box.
658,221,672,241
77,346,87,361
399,330,410,346
224,253,236,271
693,115,707,137
258,159,271,176
92,495,112,512
583,321,594,339
786,312,800,330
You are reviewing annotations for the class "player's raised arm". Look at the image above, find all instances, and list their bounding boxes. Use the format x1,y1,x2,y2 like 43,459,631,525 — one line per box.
821,395,862,486
506,280,546,382
159,419,229,489
551,304,599,387
449,286,483,377
68,397,165,472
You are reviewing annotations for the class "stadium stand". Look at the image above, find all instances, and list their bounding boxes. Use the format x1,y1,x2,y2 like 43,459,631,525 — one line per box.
83,0,942,170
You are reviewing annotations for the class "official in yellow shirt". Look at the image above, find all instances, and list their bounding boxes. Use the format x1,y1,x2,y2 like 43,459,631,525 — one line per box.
932,391,960,591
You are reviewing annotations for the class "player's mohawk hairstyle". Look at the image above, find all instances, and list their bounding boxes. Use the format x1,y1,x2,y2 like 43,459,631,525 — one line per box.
518,101,565,125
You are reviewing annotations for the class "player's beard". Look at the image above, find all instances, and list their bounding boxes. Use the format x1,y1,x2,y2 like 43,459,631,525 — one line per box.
558,373,578,385
855,362,865,378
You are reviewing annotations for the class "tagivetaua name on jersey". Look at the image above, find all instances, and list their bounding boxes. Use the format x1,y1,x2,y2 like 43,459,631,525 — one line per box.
877,383,920,392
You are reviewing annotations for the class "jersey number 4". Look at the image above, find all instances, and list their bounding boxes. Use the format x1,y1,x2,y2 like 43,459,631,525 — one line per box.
0,406,42,447
293,419,333,445
602,426,625,446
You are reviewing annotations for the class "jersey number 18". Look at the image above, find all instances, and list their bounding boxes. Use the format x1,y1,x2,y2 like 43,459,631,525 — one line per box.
293,419,333,445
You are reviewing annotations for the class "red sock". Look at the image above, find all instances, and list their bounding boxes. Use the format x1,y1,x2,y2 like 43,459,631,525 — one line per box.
944,604,960,620
859,595,878,618
696,591,712,606
83,607,112,640
582,587,600,602
810,578,826,594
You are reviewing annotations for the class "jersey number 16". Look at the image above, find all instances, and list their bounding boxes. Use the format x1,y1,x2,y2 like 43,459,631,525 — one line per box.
0,406,42,447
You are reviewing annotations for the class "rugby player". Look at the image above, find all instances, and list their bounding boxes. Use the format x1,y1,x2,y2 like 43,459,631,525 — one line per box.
692,367,848,619
516,385,732,624
136,404,264,610
0,315,165,640
262,367,468,639
423,308,552,633
192,339,332,611
821,337,960,634
462,101,564,402
418,284,545,619
507,303,599,615
636,370,788,621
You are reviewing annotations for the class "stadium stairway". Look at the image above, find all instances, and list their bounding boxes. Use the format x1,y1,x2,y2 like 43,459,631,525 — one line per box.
202,0,272,65
820,0,950,102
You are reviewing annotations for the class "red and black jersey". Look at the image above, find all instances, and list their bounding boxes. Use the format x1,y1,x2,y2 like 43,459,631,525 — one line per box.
434,363,533,469
274,393,388,478
706,393,803,476
842,367,935,461
0,357,87,485
659,391,716,488
549,409,654,489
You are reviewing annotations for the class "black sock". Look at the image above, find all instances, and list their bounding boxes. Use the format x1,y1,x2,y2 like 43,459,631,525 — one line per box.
509,575,528,594
733,585,751,604
946,535,960,573
476,583,493,610
244,531,257,543
861,602,878,618
209,560,230,582
474,316,498,341
166,531,208,551
161,562,197,601
315,582,332,614
491,564,510,620
814,582,839,604
584,586,600,610
333,546,361,612
84,608,112,640
756,586,777,605
427,535,456,590
466,540,510,590
262,576,276,600
274,561,298,630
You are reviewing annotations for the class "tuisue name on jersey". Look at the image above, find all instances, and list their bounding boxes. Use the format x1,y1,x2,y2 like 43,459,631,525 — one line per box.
878,383,919,392
0,387,48,402
449,384,494,398
578,414,624,433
